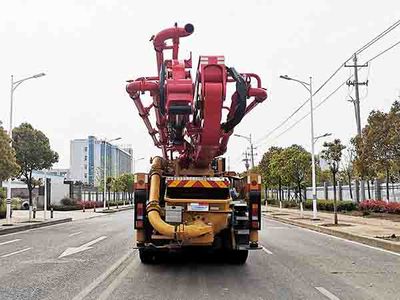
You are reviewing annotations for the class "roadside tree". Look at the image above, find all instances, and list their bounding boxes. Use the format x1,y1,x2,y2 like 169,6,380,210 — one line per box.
321,139,345,224
280,145,311,202
260,147,287,202
259,147,283,199
12,123,58,214
0,125,19,183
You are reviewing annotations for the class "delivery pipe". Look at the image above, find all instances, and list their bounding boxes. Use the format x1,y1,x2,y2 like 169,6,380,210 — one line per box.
146,156,213,241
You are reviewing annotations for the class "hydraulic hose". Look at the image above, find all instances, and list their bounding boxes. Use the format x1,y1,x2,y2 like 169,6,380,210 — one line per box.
221,67,247,132
146,157,213,241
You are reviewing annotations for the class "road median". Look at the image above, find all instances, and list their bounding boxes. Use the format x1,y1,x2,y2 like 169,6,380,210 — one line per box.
0,218,72,236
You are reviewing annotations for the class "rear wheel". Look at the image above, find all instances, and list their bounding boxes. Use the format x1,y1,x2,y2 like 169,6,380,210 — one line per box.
227,250,248,264
139,249,162,264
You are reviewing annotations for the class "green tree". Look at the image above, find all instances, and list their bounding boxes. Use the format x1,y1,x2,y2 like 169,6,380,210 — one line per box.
259,147,284,201
280,145,311,201
114,173,134,203
321,139,345,224
353,102,400,201
0,125,19,183
341,146,355,200
13,123,58,211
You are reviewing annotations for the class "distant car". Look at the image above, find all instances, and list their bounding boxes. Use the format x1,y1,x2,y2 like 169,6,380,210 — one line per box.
21,200,29,210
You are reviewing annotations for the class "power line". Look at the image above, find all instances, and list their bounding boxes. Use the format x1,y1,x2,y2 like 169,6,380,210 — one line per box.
268,77,351,145
355,19,400,56
255,19,400,146
365,39,400,63
258,38,400,147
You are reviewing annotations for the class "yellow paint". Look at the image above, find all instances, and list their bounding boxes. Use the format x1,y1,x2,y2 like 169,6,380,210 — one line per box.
201,180,212,188
146,157,214,243
250,230,258,243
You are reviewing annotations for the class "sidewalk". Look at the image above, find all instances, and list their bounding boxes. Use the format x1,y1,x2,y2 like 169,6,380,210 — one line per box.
263,205,400,253
0,205,133,235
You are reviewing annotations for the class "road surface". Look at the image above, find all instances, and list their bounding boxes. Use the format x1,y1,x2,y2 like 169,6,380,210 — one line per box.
0,210,399,300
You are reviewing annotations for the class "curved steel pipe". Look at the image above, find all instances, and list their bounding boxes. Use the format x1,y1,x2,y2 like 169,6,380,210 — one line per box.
147,157,213,241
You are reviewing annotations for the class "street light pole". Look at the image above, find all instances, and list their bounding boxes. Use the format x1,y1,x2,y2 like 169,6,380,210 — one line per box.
308,77,318,220
7,73,46,225
103,140,107,210
133,157,144,173
234,133,255,169
280,75,319,220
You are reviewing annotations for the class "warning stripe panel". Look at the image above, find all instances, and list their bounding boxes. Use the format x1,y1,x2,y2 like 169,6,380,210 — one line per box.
166,179,229,188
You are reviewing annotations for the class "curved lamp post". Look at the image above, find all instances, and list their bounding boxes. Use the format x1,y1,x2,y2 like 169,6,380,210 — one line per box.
6,73,46,224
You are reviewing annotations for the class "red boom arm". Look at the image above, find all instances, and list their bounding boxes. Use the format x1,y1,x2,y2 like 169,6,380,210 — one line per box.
126,23,267,168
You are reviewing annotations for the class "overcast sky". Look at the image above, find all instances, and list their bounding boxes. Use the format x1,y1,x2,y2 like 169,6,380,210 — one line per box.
1,0,400,172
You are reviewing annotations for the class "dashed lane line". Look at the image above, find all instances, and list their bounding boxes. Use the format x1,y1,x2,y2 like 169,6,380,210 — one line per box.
97,254,140,300
1,247,32,258
0,239,21,246
71,249,137,300
68,231,83,237
261,245,273,255
315,287,341,300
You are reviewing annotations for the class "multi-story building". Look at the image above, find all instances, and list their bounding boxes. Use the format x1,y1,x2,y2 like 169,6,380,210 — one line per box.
69,136,133,186
48,168,70,179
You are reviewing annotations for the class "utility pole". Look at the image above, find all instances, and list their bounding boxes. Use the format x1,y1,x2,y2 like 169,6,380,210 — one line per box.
242,152,250,171
234,133,256,169
345,53,368,201
248,134,256,169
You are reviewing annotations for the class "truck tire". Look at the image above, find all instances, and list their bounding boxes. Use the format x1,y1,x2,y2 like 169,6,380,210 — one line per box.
139,249,161,264
228,250,248,264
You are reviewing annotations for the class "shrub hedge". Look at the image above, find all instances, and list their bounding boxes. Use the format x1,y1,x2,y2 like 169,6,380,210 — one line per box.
359,200,400,214
267,198,357,212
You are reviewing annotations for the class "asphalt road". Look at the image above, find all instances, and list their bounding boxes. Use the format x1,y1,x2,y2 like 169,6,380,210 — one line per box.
0,210,399,300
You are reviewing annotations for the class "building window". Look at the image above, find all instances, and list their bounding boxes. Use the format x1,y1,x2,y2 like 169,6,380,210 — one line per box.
84,155,87,161
84,147,88,152
84,173,87,179
84,165,87,170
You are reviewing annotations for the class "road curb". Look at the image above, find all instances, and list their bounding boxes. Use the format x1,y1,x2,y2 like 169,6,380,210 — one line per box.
267,214,400,254
0,218,72,236
98,206,133,214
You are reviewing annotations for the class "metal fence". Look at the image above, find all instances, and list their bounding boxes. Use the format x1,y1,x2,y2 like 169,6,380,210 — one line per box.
267,181,400,202
73,190,133,203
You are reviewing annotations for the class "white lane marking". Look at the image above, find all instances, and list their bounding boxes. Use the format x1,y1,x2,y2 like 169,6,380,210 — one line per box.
71,250,137,300
261,246,273,254
97,255,140,300
264,216,400,258
68,231,82,237
315,287,341,300
0,239,21,246
59,236,107,258
265,226,289,229
1,247,32,258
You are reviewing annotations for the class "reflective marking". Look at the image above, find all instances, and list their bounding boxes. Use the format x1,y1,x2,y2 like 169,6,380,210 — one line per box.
1,247,31,258
261,246,273,254
0,239,21,246
97,255,140,300
68,231,82,237
71,250,137,300
315,287,341,300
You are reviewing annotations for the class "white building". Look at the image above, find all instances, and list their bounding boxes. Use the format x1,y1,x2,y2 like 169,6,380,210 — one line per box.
69,136,133,186
48,168,70,179
1,170,70,207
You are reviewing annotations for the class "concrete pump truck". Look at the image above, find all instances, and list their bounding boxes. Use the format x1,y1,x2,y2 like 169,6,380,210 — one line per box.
126,23,268,264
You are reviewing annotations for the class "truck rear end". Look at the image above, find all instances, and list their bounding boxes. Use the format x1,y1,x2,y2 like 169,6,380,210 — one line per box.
133,157,262,264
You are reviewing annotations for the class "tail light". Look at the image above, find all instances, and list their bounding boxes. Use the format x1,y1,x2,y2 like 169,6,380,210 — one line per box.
250,203,260,229
135,203,145,229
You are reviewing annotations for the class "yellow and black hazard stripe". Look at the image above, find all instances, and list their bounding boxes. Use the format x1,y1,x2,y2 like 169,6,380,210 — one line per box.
166,179,229,188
